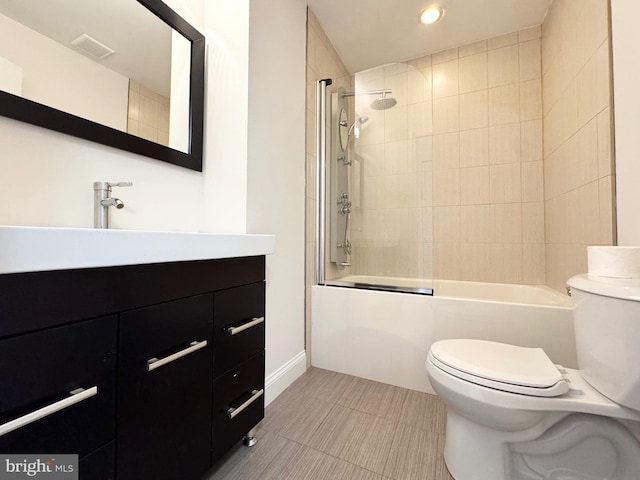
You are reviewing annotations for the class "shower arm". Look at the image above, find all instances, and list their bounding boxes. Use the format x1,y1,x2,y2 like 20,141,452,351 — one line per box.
341,89,392,98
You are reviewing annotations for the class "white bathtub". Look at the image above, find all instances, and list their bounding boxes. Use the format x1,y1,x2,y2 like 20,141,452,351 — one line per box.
311,276,575,394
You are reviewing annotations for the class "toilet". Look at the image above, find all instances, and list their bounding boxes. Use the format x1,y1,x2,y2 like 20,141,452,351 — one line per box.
426,274,640,480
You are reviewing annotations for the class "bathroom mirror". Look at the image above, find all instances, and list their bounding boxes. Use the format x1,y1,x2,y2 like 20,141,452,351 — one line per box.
0,0,204,171
338,108,348,152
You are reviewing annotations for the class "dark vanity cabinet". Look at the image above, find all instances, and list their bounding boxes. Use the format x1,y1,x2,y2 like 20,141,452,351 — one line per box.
0,256,266,480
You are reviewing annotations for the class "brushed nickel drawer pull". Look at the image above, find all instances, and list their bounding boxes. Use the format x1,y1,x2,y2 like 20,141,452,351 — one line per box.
147,340,208,372
227,389,264,419
227,317,264,336
0,386,98,437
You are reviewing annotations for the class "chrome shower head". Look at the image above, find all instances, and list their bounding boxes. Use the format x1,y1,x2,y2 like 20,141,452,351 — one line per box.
370,93,397,110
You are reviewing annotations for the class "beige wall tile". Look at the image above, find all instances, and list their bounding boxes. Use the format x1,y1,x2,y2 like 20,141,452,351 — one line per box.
433,206,461,242
522,244,546,284
599,176,614,245
488,31,518,50
433,96,459,134
432,47,458,65
459,39,487,58
385,174,421,208
421,167,433,206
461,205,492,243
458,53,488,93
407,68,432,104
519,39,541,82
433,169,460,206
358,110,385,146
385,72,409,108
360,144,385,177
408,101,433,138
492,203,522,243
433,132,460,170
520,79,542,121
488,45,519,87
460,128,489,167
519,25,542,43
543,80,577,156
521,120,543,162
384,106,408,142
545,244,588,292
460,244,491,281
362,175,385,209
597,107,612,178
407,54,432,70
489,123,521,165
422,206,434,242
574,118,599,188
384,141,411,175
522,161,544,202
488,83,520,126
488,244,523,283
522,202,545,243
411,135,433,164
460,166,490,205
433,59,459,99
433,243,462,279
459,90,489,130
576,41,610,128
490,163,521,203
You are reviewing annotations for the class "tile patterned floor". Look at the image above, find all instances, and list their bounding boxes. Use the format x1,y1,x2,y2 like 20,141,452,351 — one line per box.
204,368,453,480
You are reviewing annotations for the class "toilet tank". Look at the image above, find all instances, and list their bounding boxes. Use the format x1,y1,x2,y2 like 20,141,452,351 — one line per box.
567,274,640,412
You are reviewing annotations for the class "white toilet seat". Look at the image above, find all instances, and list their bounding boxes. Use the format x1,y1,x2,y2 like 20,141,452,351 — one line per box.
426,343,640,422
429,339,569,397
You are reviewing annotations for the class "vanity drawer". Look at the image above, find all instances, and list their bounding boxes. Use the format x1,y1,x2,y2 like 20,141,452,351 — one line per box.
212,352,265,463
213,282,265,377
0,315,117,457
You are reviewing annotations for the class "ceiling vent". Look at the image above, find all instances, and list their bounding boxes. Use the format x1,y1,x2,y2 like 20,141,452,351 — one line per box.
70,33,115,60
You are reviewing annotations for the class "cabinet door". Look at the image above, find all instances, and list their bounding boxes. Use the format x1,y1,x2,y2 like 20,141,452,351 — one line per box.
213,282,265,377
0,316,116,463
117,294,213,480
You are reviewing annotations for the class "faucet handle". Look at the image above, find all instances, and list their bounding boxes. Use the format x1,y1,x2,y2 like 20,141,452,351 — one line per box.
108,181,133,188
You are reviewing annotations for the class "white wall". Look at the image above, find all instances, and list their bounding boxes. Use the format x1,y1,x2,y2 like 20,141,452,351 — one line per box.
611,0,640,246
247,0,308,402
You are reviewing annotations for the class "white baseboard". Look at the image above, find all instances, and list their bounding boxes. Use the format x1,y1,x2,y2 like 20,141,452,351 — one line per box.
264,350,307,406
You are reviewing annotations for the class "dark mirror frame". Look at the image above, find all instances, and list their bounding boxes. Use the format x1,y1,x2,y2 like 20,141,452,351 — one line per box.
0,0,205,172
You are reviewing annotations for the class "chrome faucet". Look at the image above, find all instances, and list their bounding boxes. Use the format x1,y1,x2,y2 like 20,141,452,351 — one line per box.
93,181,132,229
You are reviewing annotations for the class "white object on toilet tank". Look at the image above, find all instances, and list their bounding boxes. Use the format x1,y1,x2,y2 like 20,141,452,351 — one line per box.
587,246,640,278
568,274,640,411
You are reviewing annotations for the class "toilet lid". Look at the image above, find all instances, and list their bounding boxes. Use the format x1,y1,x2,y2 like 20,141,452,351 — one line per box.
429,339,569,397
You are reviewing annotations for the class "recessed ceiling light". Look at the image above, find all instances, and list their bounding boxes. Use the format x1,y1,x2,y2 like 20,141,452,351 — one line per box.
418,5,444,25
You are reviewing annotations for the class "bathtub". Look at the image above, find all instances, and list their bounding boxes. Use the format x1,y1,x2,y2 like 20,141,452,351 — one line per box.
311,276,575,394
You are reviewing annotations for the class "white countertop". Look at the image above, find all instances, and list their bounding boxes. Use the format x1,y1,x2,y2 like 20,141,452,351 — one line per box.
0,226,276,274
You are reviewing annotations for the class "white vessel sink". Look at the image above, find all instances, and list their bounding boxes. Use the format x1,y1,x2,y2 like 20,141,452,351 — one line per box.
0,226,276,274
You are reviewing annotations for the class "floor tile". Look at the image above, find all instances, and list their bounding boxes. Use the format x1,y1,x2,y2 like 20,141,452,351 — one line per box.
204,429,292,480
383,423,450,480
390,389,448,434
261,394,333,445
338,376,409,419
308,404,397,474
